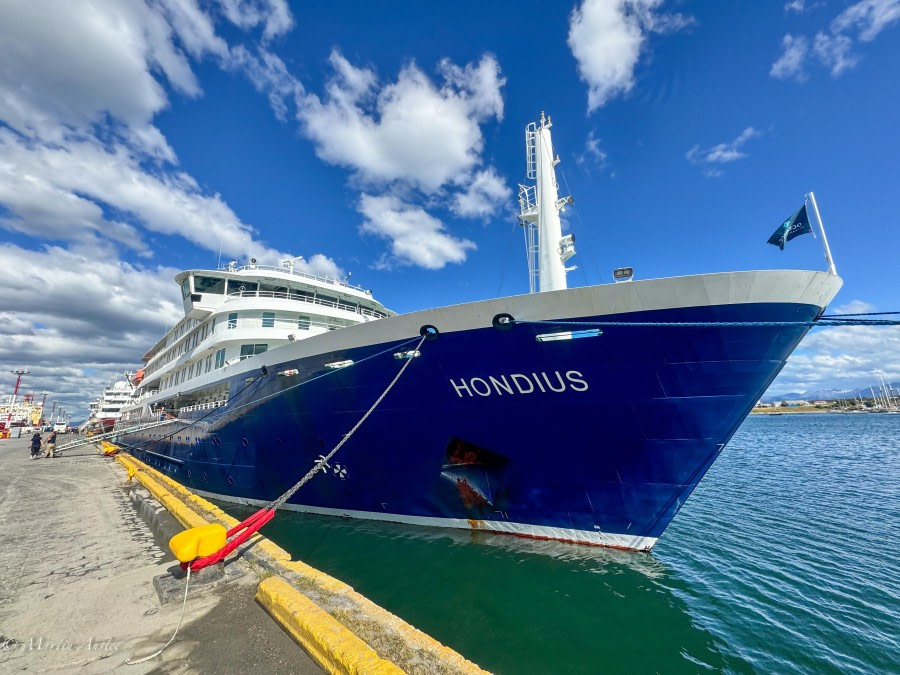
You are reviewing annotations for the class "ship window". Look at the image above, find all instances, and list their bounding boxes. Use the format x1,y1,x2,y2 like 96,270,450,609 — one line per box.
181,277,191,298
214,348,226,369
194,276,226,294
297,315,310,330
227,312,238,329
239,344,268,359
260,283,288,297
262,312,275,328
228,281,257,295
317,294,338,307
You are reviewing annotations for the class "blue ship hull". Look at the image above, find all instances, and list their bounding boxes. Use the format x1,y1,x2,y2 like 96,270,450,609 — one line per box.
121,299,823,550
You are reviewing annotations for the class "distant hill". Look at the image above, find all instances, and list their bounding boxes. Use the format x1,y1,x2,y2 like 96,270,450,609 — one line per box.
762,382,900,403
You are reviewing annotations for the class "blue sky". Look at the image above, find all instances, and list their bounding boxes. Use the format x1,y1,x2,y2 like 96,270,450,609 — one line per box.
1,0,898,419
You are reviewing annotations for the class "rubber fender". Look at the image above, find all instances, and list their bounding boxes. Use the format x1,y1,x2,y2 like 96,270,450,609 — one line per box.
169,523,228,563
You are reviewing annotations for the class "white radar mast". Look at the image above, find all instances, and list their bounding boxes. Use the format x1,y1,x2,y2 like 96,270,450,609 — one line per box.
518,111,575,293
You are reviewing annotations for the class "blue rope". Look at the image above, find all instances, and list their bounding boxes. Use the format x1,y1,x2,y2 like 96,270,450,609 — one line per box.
821,311,900,317
515,315,900,328
114,334,423,449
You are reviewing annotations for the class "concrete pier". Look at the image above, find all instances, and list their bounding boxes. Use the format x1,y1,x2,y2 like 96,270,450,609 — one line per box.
0,436,320,673
0,436,488,674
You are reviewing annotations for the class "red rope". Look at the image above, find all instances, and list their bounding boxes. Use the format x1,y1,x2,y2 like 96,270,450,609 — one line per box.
183,507,275,571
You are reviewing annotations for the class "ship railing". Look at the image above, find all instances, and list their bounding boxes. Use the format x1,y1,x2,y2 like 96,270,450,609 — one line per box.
177,399,228,414
141,294,389,380
142,307,384,386
225,289,388,318
218,263,370,294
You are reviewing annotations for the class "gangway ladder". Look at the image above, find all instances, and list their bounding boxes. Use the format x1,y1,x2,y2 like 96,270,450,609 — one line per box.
55,418,178,453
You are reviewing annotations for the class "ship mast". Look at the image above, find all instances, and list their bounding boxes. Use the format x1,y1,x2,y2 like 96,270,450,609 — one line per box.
518,112,575,293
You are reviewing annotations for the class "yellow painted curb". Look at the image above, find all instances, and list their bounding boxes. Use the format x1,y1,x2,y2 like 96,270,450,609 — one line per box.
257,576,404,675
115,454,207,530
111,450,489,674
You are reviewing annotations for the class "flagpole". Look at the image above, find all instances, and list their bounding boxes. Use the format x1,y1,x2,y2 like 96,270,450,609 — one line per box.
806,191,837,275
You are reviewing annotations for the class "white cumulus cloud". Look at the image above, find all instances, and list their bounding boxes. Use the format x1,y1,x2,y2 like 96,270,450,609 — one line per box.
686,128,761,171
769,299,900,394
297,51,507,268
451,168,512,220
568,0,694,112
770,34,810,81
771,0,900,80
0,0,341,419
298,51,505,193
358,194,476,270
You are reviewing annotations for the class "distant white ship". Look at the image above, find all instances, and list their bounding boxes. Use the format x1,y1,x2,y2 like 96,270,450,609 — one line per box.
81,379,133,435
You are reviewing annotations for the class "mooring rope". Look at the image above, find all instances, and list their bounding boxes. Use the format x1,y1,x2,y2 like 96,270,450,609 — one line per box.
125,566,191,665
111,334,424,453
268,332,428,512
170,331,429,574
124,333,428,664
821,311,900,317
512,312,900,329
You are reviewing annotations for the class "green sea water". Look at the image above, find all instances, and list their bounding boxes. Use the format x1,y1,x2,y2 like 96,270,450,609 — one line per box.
220,414,900,673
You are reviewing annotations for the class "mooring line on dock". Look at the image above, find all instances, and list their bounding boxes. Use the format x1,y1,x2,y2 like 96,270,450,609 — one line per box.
125,567,191,665
178,331,430,573
123,332,429,665
111,333,425,457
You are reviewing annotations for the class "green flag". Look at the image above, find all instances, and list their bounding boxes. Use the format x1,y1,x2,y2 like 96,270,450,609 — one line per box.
768,204,813,250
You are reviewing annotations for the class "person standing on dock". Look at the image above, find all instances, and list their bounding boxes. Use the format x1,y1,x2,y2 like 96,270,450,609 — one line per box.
30,432,42,459
44,430,58,458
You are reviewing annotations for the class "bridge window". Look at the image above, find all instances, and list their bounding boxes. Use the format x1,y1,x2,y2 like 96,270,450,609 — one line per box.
227,312,238,329
297,315,310,330
214,348,226,369
229,281,258,295
194,276,226,294
262,312,275,328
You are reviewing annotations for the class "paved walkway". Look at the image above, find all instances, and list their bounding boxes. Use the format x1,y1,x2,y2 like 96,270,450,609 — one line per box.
0,436,320,674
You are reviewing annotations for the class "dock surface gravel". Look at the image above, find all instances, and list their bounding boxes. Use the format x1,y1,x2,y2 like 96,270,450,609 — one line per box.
0,437,320,674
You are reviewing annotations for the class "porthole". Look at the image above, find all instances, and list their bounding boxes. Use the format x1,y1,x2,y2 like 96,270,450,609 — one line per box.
212,436,221,447
203,472,208,481
242,438,249,448
187,469,192,478
316,438,326,449
275,438,284,447
227,476,235,485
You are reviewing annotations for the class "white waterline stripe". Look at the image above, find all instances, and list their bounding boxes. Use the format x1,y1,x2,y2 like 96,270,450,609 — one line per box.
188,487,658,552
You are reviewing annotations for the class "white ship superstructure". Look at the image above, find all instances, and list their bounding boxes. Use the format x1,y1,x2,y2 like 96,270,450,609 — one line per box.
121,265,392,422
